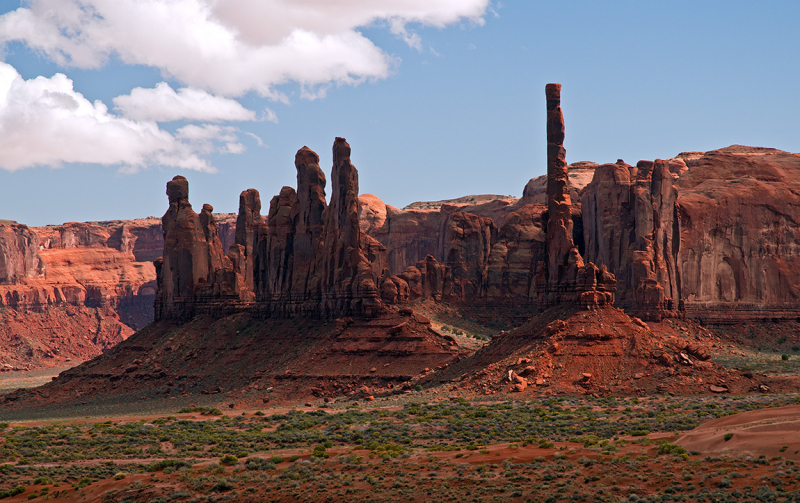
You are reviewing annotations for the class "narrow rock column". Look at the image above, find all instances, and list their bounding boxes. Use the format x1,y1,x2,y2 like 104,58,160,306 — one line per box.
234,188,262,291
545,83,575,290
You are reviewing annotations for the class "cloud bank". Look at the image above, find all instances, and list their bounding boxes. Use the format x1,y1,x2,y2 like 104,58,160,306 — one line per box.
0,0,489,98
0,0,489,172
113,82,257,122
0,62,218,172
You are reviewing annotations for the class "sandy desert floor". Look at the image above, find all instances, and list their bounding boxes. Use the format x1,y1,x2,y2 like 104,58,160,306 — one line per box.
1,392,800,502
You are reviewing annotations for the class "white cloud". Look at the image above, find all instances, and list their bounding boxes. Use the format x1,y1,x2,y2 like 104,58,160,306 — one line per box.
0,0,489,97
0,61,223,172
113,82,256,122
263,108,278,124
176,123,245,155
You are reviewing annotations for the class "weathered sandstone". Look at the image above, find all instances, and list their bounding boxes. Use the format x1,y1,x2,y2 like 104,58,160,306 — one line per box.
675,146,800,321
581,159,681,320
157,138,387,320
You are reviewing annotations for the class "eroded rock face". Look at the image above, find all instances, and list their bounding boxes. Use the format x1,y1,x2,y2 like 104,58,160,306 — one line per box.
580,146,800,321
0,222,44,284
158,139,388,320
486,204,548,301
581,159,681,320
235,189,263,292
155,176,245,320
0,220,156,368
1,219,156,327
676,147,800,321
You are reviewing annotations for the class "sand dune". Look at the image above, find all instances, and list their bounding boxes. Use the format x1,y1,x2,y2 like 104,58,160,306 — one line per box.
677,404,800,460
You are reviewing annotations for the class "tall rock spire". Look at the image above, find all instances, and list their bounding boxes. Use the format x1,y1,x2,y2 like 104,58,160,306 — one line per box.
539,83,616,309
545,83,576,291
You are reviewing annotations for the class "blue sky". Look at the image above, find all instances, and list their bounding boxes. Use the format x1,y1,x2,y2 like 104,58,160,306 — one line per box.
1,1,799,226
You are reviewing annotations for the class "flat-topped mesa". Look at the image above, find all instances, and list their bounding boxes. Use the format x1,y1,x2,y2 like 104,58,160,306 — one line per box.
154,176,247,321
539,83,615,309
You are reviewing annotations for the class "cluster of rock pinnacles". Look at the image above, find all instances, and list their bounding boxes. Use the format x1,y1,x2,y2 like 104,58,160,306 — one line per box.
150,85,722,322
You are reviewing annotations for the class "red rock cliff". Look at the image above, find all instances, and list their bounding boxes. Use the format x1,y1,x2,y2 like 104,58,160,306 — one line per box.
675,147,800,321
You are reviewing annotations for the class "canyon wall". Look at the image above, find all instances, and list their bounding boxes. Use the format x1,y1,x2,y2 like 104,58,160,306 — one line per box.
675,147,800,322
581,159,683,320
0,219,156,369
579,145,800,321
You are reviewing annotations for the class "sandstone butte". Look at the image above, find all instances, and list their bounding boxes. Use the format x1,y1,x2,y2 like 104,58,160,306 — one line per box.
2,85,800,400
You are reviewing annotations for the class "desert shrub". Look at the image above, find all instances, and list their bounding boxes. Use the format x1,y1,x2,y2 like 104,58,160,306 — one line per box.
177,406,223,416
211,478,234,492
724,433,733,441
74,478,91,489
658,443,687,456
312,445,330,459
244,458,276,471
147,459,193,472
220,454,238,466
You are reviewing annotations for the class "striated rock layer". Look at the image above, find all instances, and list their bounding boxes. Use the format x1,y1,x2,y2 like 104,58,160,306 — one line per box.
0,219,159,368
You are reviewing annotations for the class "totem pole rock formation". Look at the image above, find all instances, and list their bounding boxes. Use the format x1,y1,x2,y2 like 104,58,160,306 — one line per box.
156,139,387,321
534,84,616,309
544,83,575,292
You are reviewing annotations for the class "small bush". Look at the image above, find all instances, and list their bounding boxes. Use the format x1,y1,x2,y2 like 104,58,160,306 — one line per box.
0,486,25,498
270,456,284,464
723,433,733,441
782,354,790,361
74,478,91,489
211,479,234,492
245,458,277,471
312,445,330,459
177,406,223,415
220,454,239,466
657,443,687,456
147,459,193,472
